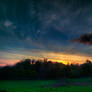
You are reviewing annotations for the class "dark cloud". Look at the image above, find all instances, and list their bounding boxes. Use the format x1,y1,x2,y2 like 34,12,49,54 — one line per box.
72,33,92,45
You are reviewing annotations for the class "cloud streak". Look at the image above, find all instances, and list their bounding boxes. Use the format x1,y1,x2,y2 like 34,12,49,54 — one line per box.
72,33,92,45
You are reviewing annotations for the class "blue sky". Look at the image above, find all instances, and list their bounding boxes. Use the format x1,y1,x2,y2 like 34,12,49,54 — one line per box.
0,0,92,65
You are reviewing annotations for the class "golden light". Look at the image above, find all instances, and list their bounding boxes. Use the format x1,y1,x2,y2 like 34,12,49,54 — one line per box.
59,60,69,65
48,58,69,65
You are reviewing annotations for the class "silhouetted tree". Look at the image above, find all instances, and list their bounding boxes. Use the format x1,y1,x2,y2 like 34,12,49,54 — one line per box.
0,59,92,80
80,60,92,77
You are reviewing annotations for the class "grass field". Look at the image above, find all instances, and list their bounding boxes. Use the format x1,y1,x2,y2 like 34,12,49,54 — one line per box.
0,78,92,92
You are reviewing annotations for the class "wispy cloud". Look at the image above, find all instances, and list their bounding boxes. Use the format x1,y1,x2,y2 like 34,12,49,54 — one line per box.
4,20,13,27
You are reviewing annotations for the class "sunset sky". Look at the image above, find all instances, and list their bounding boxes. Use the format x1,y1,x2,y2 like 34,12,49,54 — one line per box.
0,0,92,66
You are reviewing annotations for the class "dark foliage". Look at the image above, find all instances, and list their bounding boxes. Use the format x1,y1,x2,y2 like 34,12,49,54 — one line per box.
0,59,92,80
0,90,6,92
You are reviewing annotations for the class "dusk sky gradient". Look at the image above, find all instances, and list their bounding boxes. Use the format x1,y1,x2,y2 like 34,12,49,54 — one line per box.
0,0,92,66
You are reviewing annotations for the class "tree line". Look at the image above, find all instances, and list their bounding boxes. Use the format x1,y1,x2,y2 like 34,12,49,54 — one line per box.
0,59,92,80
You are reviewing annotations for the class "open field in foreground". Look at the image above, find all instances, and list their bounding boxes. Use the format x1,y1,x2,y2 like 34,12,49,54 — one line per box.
1,78,92,92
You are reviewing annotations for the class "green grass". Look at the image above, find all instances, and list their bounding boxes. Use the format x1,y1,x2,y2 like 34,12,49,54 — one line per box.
0,79,92,92
68,77,92,82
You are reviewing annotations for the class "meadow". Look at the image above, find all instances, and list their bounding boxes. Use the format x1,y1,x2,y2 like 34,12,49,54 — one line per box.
1,78,92,92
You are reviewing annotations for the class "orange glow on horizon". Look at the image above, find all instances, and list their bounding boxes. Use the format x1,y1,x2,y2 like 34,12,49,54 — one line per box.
0,51,92,66
0,59,19,66
0,64,6,66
